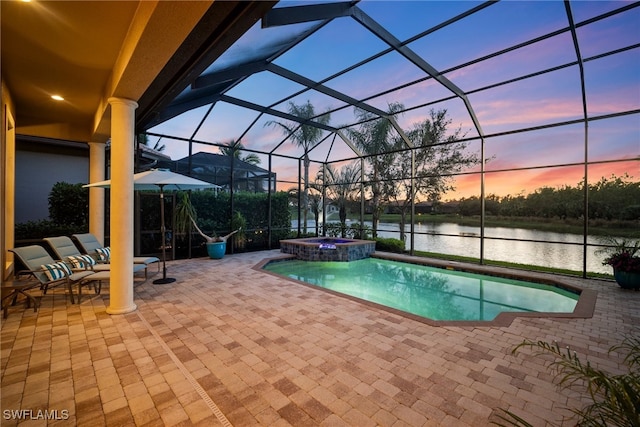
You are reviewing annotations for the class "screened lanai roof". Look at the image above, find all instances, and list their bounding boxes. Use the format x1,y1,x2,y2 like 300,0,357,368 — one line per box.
145,0,639,183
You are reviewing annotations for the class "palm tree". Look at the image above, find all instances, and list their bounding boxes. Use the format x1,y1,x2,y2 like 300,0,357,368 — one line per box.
220,140,263,192
266,101,331,234
219,140,261,165
307,190,323,236
346,103,404,238
316,162,361,238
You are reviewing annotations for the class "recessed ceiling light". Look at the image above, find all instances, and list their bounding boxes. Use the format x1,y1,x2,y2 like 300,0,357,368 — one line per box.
51,95,64,101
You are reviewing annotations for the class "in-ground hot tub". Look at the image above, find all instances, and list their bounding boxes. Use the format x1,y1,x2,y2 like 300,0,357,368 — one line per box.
280,237,376,261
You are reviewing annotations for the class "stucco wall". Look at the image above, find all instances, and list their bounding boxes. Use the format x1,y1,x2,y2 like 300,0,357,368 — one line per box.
15,146,88,223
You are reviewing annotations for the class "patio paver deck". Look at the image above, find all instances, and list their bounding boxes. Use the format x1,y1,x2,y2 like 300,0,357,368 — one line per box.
2,250,638,426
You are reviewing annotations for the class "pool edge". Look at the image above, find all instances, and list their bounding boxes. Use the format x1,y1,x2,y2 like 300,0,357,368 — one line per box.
254,252,597,328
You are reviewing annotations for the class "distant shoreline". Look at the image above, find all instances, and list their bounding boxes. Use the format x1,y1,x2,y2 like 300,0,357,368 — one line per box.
341,213,640,238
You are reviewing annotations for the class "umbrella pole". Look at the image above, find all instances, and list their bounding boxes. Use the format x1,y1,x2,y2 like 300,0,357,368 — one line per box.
153,185,176,284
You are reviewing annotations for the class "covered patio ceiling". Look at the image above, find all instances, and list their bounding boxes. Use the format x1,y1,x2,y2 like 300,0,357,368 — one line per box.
1,0,276,143
145,0,640,166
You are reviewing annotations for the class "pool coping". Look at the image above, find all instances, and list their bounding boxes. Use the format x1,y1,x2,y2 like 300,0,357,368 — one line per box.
254,251,597,327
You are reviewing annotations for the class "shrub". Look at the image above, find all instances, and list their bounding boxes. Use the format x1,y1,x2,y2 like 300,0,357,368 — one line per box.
375,237,405,253
187,190,291,250
347,222,371,239
231,211,247,250
324,223,343,238
15,182,89,241
15,220,86,241
48,182,88,226
324,222,371,239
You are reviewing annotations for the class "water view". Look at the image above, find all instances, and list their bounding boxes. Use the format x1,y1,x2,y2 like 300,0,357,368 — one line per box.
292,220,614,274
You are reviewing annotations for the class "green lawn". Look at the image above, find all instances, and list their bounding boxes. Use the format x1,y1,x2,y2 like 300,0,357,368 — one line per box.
410,249,613,279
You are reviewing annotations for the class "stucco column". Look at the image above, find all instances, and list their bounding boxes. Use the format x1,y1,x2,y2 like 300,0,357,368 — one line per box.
88,142,106,244
2,110,16,280
107,97,137,314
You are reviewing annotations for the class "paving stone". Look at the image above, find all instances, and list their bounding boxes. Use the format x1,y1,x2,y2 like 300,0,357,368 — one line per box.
1,251,637,426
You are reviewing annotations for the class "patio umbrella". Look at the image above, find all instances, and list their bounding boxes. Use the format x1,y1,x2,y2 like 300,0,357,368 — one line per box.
85,169,219,284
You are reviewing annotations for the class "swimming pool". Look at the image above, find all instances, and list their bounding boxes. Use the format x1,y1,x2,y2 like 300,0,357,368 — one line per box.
262,256,592,325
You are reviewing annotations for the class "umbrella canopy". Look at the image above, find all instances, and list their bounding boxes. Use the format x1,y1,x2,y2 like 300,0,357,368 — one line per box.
84,168,220,191
84,169,219,285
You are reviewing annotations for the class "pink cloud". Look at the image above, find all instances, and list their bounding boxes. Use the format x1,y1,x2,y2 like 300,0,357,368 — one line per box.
474,96,584,133
447,160,637,200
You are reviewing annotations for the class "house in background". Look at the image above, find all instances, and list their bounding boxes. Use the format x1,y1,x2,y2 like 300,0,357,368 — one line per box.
14,139,274,225
170,152,276,193
134,143,172,173
14,136,173,224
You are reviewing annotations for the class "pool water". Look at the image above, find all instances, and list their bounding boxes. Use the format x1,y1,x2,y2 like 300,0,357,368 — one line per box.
263,258,579,322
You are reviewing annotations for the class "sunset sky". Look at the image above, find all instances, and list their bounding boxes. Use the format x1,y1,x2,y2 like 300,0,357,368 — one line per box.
149,0,639,200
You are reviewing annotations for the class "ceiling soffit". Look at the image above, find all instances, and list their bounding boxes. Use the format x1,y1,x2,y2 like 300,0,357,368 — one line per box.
2,0,272,143
93,0,215,141
1,0,139,141
136,1,277,131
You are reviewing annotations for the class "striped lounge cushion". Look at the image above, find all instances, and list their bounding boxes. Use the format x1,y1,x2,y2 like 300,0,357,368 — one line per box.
41,262,72,281
67,254,97,269
95,247,111,262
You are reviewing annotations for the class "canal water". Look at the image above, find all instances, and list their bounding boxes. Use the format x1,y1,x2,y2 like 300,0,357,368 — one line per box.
377,222,616,274
293,220,615,274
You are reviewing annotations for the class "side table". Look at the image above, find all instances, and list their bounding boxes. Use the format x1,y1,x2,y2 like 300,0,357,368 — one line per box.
1,280,39,319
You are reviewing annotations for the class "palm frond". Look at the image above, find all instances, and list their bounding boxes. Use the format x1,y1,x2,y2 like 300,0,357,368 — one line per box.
506,335,640,427
491,408,534,427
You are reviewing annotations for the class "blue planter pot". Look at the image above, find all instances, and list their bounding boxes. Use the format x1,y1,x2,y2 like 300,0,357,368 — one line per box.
614,269,640,290
206,241,226,259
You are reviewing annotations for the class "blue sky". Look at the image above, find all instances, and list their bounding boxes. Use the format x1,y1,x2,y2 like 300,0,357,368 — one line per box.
150,1,639,199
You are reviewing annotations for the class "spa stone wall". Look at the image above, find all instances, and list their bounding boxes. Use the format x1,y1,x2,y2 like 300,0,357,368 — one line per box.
280,240,375,261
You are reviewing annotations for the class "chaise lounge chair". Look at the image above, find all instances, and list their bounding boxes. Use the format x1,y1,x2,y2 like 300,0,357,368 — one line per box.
9,245,110,304
72,233,160,278
43,236,146,275
44,236,111,272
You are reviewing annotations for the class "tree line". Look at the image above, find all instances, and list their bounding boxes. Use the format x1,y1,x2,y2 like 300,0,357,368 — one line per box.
454,174,640,221
254,100,638,234
270,101,478,239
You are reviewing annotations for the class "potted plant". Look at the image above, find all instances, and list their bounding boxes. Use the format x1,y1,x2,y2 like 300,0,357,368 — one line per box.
174,192,240,259
190,219,239,259
599,238,640,290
